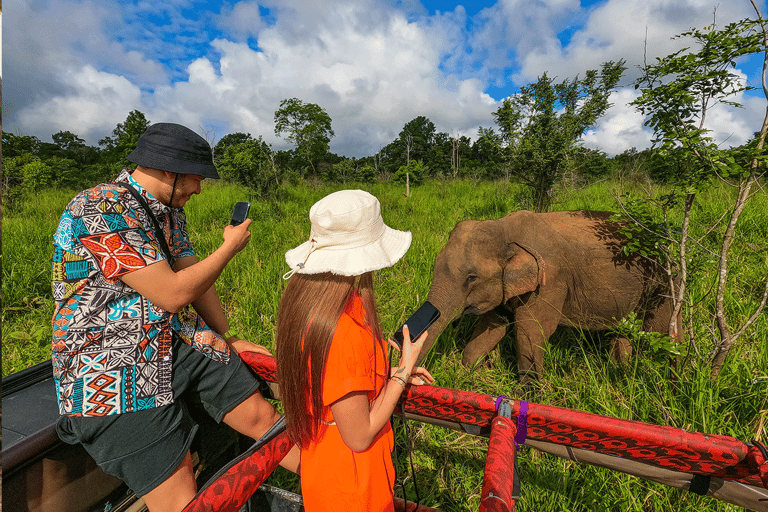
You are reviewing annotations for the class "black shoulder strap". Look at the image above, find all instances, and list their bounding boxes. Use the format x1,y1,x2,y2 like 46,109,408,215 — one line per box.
117,181,175,267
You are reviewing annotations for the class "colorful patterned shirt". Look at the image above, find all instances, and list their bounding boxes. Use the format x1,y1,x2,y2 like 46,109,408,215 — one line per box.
51,169,231,417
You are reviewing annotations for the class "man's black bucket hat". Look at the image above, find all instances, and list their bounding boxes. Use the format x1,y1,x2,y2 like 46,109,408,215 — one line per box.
127,123,220,179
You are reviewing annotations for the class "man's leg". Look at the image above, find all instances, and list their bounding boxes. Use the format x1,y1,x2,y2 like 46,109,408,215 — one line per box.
222,392,301,473
141,451,197,512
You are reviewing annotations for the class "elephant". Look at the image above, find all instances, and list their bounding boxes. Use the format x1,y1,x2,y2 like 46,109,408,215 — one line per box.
419,210,682,381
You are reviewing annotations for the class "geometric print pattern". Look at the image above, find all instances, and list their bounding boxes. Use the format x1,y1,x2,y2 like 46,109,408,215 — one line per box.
51,169,230,417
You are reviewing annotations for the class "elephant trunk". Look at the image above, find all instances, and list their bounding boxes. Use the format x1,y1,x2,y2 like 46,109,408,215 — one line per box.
416,287,463,365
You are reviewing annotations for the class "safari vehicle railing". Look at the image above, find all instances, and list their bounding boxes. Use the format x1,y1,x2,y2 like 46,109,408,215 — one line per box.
183,352,768,512
4,354,767,512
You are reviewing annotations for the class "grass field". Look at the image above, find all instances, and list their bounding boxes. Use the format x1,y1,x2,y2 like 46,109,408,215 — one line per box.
2,178,767,511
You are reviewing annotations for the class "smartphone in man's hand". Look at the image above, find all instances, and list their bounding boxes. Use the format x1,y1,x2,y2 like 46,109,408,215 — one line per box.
393,301,441,351
231,201,251,226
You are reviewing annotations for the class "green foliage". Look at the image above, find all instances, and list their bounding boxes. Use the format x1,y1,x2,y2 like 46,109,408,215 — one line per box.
3,153,39,189
383,116,437,171
470,127,505,179
610,194,676,263
609,312,682,358
21,159,55,189
393,159,427,184
319,158,350,182
494,60,626,212
215,136,282,196
274,98,335,174
626,12,768,376
2,111,150,197
632,18,763,188
3,132,43,158
98,110,151,169
354,165,377,183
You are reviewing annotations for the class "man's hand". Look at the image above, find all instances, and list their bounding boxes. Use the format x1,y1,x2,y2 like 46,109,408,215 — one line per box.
121,221,253,313
227,337,273,356
222,219,252,255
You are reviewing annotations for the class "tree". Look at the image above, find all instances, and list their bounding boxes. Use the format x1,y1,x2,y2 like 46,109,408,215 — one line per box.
471,127,505,179
99,110,151,168
391,116,437,171
215,136,282,196
493,60,626,212
214,132,256,163
51,130,99,167
393,160,427,185
2,132,42,158
626,5,767,377
52,131,86,153
274,98,334,176
449,134,472,178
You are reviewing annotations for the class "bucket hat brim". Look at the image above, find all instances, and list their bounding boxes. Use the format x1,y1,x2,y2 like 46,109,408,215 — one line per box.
285,225,412,276
127,123,220,179
284,189,412,277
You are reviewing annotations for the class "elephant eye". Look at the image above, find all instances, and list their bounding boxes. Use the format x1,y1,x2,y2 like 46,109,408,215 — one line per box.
466,274,478,284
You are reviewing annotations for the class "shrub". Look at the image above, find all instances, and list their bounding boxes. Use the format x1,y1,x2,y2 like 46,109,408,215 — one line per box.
393,160,427,184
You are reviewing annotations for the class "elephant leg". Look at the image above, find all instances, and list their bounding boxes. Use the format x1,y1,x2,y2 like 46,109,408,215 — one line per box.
462,311,509,367
610,336,632,363
514,316,550,382
514,292,565,382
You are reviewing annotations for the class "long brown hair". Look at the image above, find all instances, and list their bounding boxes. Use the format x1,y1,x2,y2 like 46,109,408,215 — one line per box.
275,271,383,448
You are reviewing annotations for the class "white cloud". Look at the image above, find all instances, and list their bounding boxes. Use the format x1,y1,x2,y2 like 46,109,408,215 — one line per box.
141,1,498,156
4,0,765,158
581,88,652,154
16,65,144,140
217,1,265,42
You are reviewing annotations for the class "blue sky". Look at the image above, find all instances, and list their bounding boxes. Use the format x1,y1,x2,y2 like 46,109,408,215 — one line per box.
4,0,765,158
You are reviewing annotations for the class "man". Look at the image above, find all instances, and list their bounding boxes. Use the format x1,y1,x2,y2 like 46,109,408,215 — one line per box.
51,123,299,512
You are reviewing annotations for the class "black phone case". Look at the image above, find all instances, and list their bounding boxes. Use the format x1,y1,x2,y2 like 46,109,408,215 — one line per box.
393,301,440,350
231,202,251,226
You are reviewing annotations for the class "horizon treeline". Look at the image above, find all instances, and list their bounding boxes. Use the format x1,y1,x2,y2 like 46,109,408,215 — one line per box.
0,106,684,203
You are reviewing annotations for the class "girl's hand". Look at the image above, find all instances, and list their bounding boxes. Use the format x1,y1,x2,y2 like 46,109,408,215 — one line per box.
388,325,430,384
409,366,435,386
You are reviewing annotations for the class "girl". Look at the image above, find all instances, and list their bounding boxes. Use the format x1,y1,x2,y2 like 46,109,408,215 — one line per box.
276,189,434,511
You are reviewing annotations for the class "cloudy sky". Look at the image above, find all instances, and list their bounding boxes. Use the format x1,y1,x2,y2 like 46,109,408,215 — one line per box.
3,0,765,158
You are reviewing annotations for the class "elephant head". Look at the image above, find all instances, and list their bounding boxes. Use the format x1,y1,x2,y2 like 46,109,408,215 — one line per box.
419,212,550,368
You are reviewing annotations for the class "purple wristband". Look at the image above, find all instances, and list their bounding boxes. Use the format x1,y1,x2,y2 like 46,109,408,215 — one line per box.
514,400,529,450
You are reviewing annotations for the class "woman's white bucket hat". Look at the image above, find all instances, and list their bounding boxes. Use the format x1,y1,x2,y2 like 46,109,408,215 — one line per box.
284,189,412,278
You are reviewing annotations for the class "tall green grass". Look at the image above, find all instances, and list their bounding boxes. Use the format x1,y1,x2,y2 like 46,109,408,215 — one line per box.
2,179,766,511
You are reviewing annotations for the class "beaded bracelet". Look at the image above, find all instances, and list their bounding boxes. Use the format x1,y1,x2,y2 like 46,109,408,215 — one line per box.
390,375,408,388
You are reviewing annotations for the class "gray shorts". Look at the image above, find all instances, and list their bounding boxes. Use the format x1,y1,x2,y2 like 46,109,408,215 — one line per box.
56,335,261,497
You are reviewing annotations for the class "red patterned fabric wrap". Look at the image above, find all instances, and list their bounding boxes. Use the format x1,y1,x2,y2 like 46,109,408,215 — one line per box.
480,416,517,512
521,402,760,485
239,353,762,487
240,351,278,382
182,430,294,512
746,444,768,489
400,382,498,427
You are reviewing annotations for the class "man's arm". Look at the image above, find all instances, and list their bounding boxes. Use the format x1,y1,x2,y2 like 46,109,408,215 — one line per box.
120,220,251,313
150,244,271,355
173,255,229,332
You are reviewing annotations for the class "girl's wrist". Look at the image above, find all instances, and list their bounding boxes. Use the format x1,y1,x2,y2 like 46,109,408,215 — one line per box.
392,366,409,378
391,375,408,388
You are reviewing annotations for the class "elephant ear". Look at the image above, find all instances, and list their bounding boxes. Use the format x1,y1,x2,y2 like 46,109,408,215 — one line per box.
502,243,545,300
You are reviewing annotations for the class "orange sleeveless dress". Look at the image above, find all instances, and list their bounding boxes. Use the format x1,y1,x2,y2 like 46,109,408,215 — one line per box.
300,291,396,512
